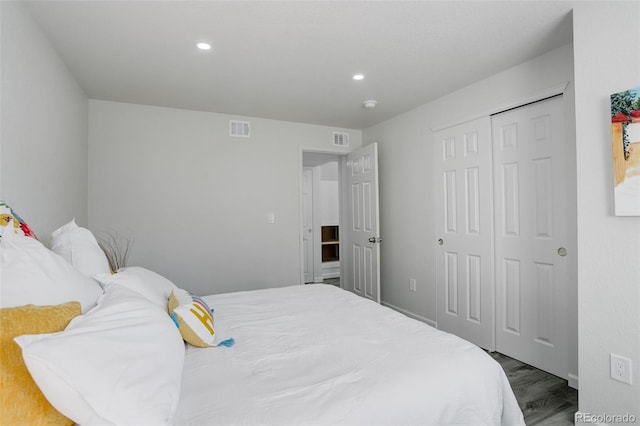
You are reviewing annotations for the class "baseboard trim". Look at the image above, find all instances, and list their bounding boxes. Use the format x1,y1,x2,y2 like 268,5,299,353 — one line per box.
381,301,437,328
322,272,340,279
568,373,579,390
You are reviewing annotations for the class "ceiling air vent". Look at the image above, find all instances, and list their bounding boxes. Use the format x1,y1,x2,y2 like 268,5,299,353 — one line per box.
229,120,251,138
333,132,350,147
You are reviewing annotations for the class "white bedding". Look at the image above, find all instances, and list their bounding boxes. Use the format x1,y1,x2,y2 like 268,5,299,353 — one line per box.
175,284,524,426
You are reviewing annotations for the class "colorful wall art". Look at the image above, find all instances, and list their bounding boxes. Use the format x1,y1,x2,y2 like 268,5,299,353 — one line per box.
611,88,640,216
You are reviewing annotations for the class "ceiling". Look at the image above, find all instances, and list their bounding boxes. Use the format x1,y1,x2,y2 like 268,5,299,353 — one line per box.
24,1,575,130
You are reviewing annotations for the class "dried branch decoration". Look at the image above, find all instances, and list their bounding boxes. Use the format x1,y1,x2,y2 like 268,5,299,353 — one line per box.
97,231,133,273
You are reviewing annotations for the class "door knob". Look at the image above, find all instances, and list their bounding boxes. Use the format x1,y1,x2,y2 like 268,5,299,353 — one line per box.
368,237,382,243
437,238,444,245
557,247,567,256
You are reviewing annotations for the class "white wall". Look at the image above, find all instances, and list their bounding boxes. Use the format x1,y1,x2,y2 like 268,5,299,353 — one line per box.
88,100,360,295
364,43,575,318
319,161,339,225
363,43,577,377
573,2,640,420
0,2,88,244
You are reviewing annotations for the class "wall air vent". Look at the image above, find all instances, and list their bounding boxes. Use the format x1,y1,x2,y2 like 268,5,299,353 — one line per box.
333,132,350,147
229,120,251,138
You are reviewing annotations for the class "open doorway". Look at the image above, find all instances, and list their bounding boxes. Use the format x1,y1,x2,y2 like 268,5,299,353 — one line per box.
301,144,381,302
302,152,345,286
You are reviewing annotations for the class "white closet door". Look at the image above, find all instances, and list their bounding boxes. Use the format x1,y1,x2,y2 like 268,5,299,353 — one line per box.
493,96,568,378
434,117,495,350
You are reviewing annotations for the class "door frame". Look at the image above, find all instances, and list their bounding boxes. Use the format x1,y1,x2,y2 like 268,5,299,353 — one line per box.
299,147,349,287
431,82,569,133
302,166,317,283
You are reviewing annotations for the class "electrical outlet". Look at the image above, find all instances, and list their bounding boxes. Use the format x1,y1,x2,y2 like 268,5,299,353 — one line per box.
409,278,417,292
610,353,632,384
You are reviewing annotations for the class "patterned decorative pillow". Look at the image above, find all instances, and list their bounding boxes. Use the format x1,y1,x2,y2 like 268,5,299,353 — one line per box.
0,301,81,426
168,289,233,348
0,201,37,239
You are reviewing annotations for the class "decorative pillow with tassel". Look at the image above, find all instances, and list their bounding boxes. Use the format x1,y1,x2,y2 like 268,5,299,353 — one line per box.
0,201,37,239
168,289,234,348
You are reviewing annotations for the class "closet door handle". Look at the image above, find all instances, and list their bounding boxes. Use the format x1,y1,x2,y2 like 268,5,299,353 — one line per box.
437,239,444,245
557,247,567,256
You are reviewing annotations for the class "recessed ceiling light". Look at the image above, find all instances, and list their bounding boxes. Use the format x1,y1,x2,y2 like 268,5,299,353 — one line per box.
363,100,377,109
197,42,212,50
352,74,365,81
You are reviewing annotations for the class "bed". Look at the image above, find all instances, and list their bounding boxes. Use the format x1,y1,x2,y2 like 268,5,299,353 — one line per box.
176,284,524,425
0,205,524,426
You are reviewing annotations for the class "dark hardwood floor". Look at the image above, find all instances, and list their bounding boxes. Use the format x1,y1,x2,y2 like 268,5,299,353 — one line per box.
490,352,578,425
323,277,341,286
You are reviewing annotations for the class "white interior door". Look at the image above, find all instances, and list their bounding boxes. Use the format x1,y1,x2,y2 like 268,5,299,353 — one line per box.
493,96,568,379
434,117,495,350
302,167,314,283
346,143,380,303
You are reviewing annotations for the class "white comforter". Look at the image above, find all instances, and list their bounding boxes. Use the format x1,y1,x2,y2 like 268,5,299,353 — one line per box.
175,284,524,426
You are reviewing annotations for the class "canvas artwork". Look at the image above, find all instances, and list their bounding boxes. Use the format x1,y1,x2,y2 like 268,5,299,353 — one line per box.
611,88,640,216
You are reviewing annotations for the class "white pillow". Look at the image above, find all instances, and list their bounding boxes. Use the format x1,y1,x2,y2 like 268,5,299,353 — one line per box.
0,223,103,313
15,285,185,426
50,219,111,278
94,266,178,308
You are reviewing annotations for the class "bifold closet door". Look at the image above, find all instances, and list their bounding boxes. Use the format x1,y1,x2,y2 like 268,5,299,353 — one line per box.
492,96,568,379
434,117,495,351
